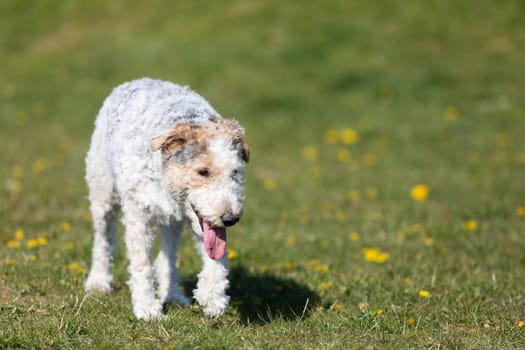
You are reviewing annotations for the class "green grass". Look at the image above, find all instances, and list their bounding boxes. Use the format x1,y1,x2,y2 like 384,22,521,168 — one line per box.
1,0,525,348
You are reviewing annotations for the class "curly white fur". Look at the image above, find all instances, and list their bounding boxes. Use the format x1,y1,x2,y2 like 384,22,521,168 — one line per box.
84,78,248,320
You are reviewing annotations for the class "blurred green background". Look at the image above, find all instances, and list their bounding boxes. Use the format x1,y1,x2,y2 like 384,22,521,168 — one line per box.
1,1,524,348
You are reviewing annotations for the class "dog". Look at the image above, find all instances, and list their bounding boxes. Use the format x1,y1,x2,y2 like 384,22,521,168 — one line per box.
84,78,249,320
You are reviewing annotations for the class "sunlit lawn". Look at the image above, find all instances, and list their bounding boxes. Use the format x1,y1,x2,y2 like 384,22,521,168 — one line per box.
1,1,525,349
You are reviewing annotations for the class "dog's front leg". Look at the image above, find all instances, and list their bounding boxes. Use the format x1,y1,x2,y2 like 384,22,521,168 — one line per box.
124,211,163,320
192,236,230,318
155,220,189,307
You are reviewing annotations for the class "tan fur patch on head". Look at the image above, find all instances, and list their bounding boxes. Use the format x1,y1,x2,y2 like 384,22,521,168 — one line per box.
163,149,221,194
150,118,249,162
215,119,250,163
150,122,197,153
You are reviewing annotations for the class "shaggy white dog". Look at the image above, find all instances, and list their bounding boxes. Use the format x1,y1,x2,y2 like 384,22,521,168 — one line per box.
84,78,249,320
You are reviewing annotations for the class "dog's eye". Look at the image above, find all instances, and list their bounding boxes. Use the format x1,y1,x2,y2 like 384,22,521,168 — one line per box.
197,168,210,177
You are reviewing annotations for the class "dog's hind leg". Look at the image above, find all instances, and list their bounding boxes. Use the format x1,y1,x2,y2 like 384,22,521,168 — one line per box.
123,203,163,320
84,148,119,294
155,220,190,307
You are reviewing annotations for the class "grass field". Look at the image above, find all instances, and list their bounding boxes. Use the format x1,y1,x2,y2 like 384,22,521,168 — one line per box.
1,1,525,348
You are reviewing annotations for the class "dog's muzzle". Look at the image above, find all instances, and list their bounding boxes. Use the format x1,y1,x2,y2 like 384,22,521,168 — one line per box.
221,213,240,227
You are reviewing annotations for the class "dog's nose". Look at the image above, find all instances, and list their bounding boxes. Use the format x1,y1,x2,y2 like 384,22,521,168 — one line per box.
221,213,240,227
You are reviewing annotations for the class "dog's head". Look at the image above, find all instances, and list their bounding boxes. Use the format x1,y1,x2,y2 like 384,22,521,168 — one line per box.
150,118,249,260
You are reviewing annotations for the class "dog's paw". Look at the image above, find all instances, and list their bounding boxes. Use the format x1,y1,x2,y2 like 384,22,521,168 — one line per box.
201,298,229,318
133,300,165,321
85,273,112,294
194,289,230,318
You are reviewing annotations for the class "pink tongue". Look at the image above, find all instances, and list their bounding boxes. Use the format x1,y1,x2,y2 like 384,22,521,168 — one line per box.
203,221,227,260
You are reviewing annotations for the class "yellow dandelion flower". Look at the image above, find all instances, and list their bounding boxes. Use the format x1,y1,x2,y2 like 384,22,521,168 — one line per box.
362,153,376,167
410,184,430,202
62,222,72,232
518,320,525,328
286,236,296,246
15,229,24,240
374,309,383,316
32,158,48,174
418,290,431,298
227,250,238,260
314,264,330,273
335,211,347,222
407,318,415,326
463,220,477,231
7,240,21,249
262,178,277,191
320,281,334,290
12,165,23,178
348,190,361,202
317,305,325,311
301,146,318,161
515,207,525,217
66,262,78,270
340,128,359,145
28,255,37,262
332,303,344,311
348,232,360,242
405,277,412,284
283,261,294,270
63,242,75,249
423,237,434,246
67,262,86,274
443,105,458,121
306,259,320,267
27,239,39,248
362,248,389,263
323,129,339,144
5,258,15,266
366,187,378,200
358,302,369,311
37,236,48,246
336,148,352,163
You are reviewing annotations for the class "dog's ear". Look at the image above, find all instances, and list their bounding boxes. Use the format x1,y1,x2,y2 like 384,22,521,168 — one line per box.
150,122,195,153
237,136,250,163
221,119,250,163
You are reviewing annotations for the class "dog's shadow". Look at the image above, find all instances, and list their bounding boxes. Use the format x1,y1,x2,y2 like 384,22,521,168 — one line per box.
182,265,319,324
